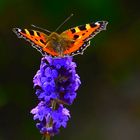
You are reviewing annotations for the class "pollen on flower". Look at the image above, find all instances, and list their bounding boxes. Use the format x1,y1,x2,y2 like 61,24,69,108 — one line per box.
31,56,81,136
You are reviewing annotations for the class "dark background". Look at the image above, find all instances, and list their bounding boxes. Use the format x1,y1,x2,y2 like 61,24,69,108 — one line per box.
0,0,140,140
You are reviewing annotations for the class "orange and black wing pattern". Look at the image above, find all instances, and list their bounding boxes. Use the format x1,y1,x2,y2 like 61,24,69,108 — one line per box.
61,21,108,56
13,28,51,56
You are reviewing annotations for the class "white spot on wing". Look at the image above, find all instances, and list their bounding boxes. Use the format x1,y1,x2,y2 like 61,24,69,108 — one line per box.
95,22,100,26
17,28,21,32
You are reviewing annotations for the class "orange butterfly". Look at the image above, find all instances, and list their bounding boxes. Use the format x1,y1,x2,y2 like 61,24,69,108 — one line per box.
13,19,108,57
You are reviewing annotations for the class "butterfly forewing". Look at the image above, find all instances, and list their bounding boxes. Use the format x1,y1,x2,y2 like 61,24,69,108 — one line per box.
13,28,51,55
61,21,108,56
13,28,48,46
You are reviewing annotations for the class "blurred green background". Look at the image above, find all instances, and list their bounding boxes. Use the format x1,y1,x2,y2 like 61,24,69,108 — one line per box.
0,0,140,140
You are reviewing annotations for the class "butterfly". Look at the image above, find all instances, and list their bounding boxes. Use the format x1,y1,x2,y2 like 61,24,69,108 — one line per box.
13,21,108,57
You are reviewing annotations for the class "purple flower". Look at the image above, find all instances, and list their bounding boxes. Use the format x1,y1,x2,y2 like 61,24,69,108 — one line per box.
31,56,81,136
31,101,52,121
33,56,81,105
52,105,70,128
31,102,70,136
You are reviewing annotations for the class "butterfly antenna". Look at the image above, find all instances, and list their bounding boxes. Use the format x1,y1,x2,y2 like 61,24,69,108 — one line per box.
31,24,52,34
55,13,74,32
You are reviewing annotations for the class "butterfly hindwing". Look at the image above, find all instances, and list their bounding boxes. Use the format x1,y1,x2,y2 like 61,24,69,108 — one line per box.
61,21,108,56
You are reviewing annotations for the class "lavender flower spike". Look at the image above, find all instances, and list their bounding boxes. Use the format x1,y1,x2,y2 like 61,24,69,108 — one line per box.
31,56,81,138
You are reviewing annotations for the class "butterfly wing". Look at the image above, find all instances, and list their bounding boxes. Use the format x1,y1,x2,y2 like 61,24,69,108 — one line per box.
13,28,58,56
61,21,108,56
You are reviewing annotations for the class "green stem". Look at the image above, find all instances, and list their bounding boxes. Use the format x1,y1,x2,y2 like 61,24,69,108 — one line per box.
45,135,50,140
52,100,56,110
44,101,56,140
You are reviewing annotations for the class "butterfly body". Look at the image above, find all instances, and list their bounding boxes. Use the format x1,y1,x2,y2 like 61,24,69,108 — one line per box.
13,21,108,57
45,32,74,57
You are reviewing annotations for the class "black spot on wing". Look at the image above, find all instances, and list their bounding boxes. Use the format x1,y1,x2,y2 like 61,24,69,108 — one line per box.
21,29,26,34
35,38,38,41
71,28,76,34
40,39,45,44
90,22,97,28
37,32,41,37
29,30,34,35
78,25,86,31
74,35,79,40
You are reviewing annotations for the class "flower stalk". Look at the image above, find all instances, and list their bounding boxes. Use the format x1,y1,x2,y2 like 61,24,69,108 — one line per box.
45,135,50,140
